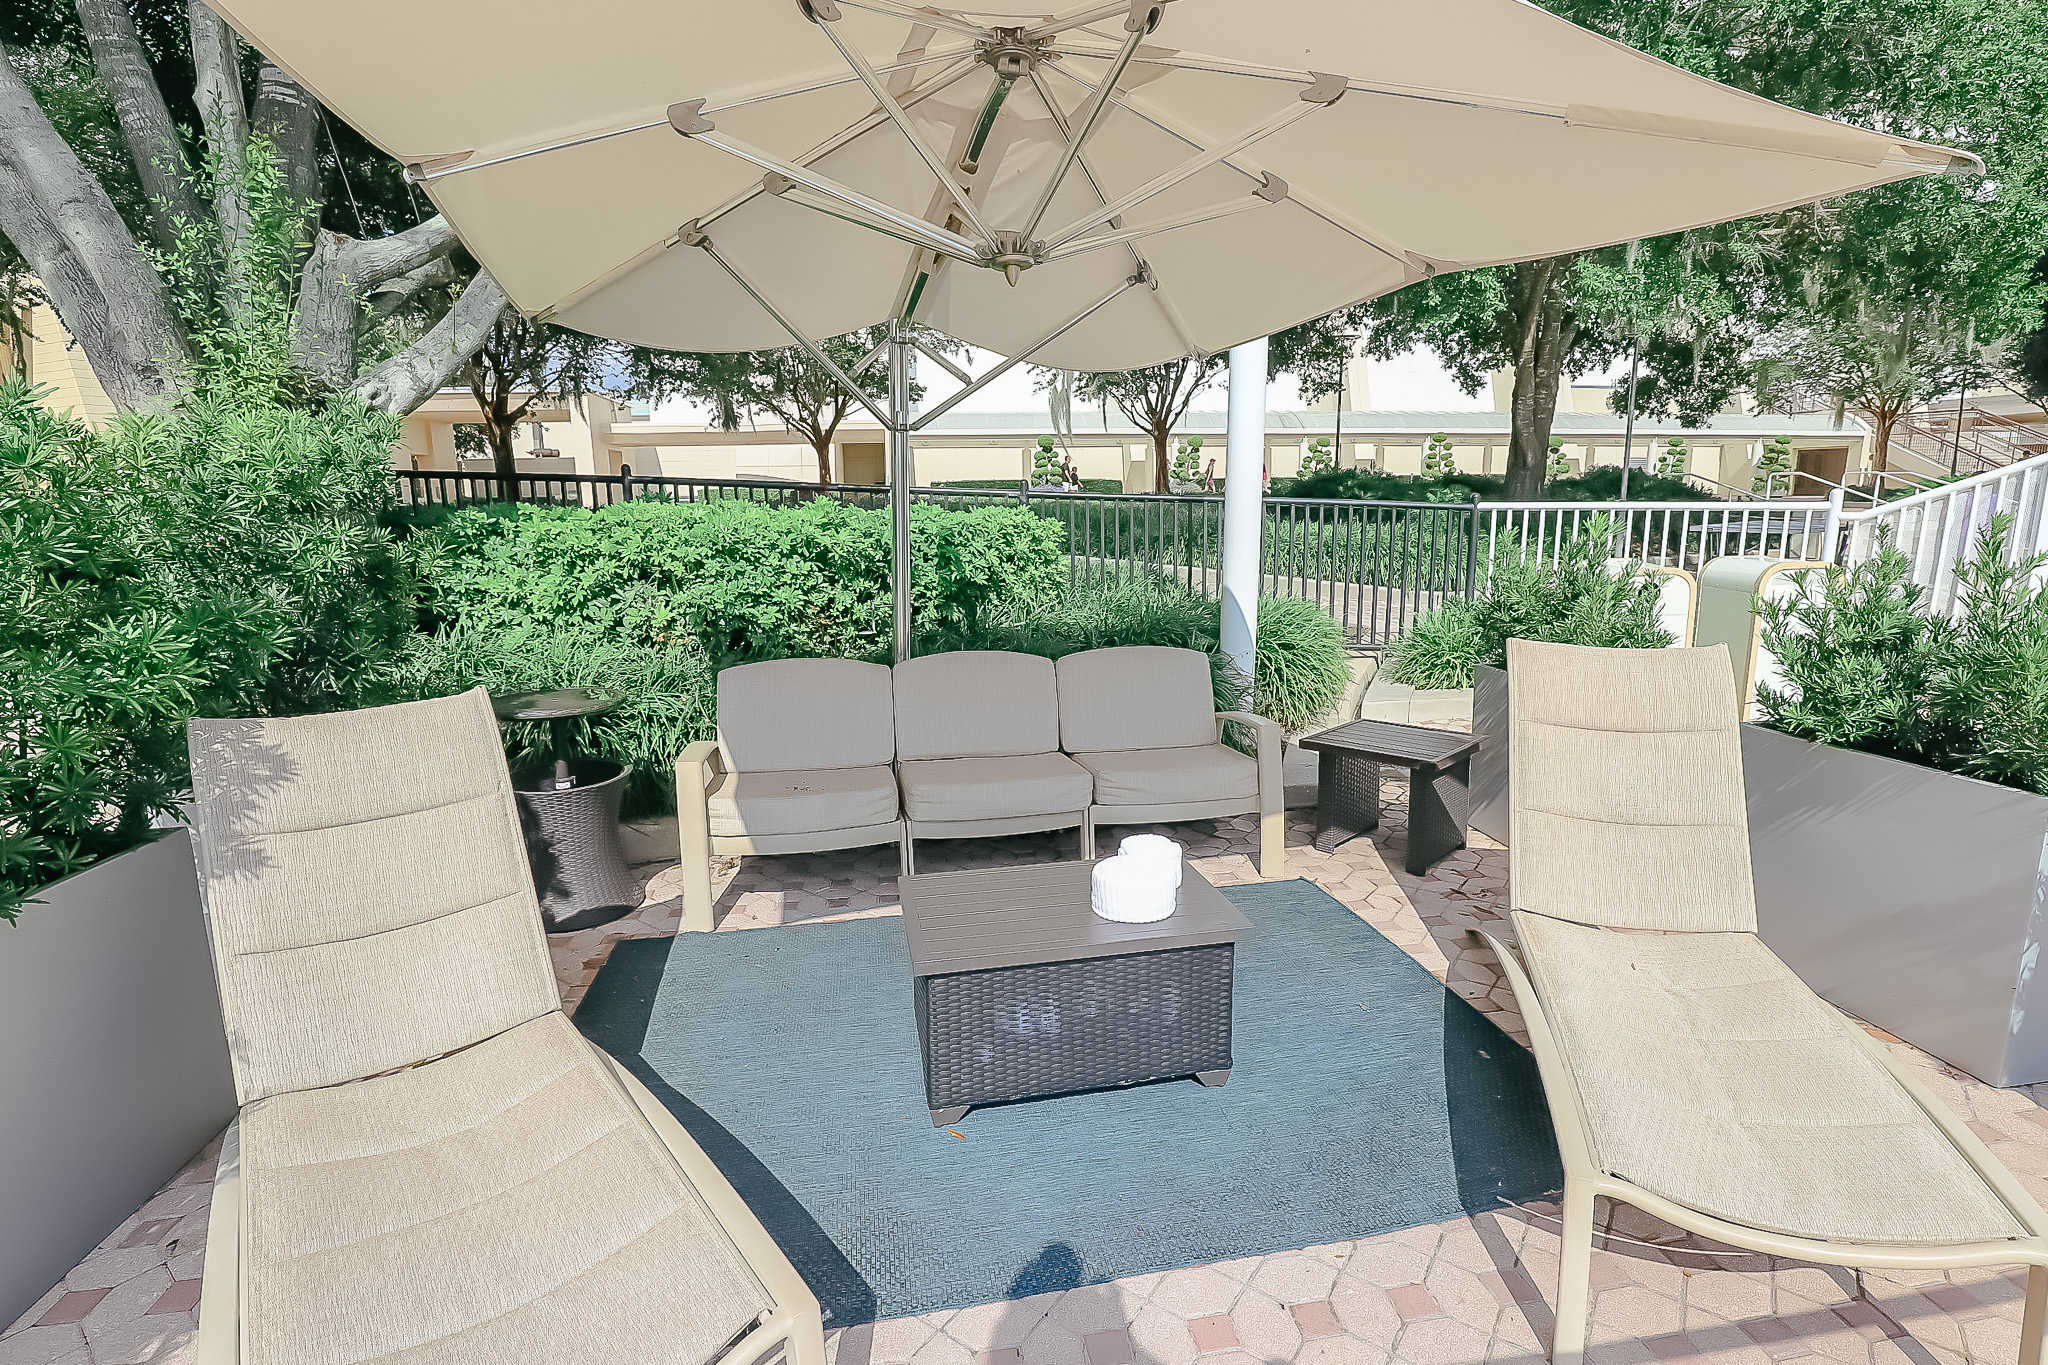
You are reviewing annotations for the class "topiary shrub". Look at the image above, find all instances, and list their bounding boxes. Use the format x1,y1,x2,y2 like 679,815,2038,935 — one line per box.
1655,436,1690,478
1546,436,1571,481
0,376,421,923
1299,436,1336,477
1422,432,1457,477
1754,436,1795,495
1383,518,1673,689
1029,435,1062,486
1168,435,1206,490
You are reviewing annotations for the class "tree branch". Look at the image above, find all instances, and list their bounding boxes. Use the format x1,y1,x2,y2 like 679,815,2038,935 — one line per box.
366,255,459,319
73,0,206,250
293,216,461,388
352,269,510,414
0,35,188,408
187,0,248,251
252,57,318,228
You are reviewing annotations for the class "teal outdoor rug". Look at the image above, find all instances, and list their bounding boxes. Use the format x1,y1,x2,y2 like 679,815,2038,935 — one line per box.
575,878,1561,1327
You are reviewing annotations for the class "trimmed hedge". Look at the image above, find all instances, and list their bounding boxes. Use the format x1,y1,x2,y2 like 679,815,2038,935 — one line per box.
412,497,1067,664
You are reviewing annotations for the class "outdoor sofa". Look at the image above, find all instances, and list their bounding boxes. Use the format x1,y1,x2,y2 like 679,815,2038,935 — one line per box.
1478,640,2048,1365
677,645,1283,929
184,689,823,1365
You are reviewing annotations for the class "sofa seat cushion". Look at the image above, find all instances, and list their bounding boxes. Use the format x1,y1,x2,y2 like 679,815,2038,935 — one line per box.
237,1011,772,1365
899,752,1093,823
1073,744,1258,808
1514,912,2026,1246
708,765,898,839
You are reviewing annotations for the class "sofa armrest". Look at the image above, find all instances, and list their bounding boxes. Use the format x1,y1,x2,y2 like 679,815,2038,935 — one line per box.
193,1119,240,1365
676,741,727,933
1218,710,1285,878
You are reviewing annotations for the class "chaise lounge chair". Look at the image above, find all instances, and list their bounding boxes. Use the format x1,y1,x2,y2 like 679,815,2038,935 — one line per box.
185,689,823,1365
1479,640,2048,1365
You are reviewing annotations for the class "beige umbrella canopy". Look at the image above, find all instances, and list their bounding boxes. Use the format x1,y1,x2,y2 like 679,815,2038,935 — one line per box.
209,0,1972,373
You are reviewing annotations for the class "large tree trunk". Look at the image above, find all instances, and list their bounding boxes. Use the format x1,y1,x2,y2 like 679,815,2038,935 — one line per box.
0,38,189,409
1152,426,1171,492
1503,257,1575,502
813,439,833,486
354,271,511,414
294,216,459,390
253,58,320,240
73,0,206,250
187,0,250,259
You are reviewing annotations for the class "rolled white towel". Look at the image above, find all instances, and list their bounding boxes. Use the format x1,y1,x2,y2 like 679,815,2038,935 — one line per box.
1091,854,1178,923
1118,834,1184,887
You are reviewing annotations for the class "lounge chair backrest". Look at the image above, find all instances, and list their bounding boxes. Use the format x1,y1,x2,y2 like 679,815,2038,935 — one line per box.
186,689,560,1104
717,658,895,772
1506,639,1756,933
894,651,1060,760
1056,646,1218,753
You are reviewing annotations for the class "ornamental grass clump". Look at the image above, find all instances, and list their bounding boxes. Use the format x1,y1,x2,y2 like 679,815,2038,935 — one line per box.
1383,517,1673,689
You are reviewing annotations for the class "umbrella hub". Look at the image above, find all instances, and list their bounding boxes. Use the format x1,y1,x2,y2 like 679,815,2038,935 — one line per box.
982,229,1040,285
976,27,1051,80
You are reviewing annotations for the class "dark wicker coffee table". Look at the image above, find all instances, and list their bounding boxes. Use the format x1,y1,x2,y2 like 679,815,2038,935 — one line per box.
900,861,1249,1126
1297,719,1482,874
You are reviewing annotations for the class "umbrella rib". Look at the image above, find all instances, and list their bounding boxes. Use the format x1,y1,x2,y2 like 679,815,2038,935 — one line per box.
910,274,1147,430
1036,77,1340,253
688,232,896,428
406,49,972,185
829,0,988,40
1025,0,1175,42
1043,59,1419,270
768,182,987,264
810,10,1001,249
1026,66,1203,359
1039,187,1284,261
1016,8,1152,242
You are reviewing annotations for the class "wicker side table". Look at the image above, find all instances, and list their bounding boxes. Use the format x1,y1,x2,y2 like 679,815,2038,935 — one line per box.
493,689,641,933
901,861,1249,1126
1298,719,1482,875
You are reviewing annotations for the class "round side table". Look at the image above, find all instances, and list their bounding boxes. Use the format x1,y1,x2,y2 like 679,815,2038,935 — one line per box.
492,688,641,933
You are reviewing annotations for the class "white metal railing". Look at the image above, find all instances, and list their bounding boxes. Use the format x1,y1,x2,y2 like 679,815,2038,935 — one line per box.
1838,450,2048,615
1478,498,1838,578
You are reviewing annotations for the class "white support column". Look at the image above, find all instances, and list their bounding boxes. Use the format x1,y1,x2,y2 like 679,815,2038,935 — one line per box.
889,328,915,662
1221,337,1268,686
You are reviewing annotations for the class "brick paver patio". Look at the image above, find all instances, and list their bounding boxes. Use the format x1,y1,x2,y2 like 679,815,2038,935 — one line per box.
7,784,2045,1365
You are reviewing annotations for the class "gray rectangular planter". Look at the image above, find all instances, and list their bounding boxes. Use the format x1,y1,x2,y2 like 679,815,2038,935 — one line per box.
1744,725,2048,1088
1470,664,1510,843
0,831,236,1323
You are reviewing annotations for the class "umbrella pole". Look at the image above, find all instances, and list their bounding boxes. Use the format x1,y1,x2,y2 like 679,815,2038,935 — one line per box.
889,324,915,662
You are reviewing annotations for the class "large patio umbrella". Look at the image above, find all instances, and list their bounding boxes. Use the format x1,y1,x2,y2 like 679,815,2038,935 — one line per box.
210,0,1972,655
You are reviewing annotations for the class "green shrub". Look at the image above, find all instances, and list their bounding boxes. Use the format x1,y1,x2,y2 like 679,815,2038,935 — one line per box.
1280,463,1712,504
395,623,715,819
1299,436,1336,477
1754,436,1795,494
1423,433,1457,477
1655,436,1690,478
413,497,1065,665
1757,518,2048,794
0,377,419,922
1383,518,1673,688
926,576,1352,733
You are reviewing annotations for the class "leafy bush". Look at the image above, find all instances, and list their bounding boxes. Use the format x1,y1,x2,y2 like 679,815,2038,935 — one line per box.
1423,432,1457,477
1383,518,1673,688
1754,436,1795,494
1,377,420,922
1756,518,2048,794
925,576,1352,733
1281,463,1713,504
1299,436,1336,477
1655,436,1690,478
412,497,1065,665
395,623,715,818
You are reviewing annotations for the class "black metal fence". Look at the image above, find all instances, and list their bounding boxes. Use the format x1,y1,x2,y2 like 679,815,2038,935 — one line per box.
393,467,1484,649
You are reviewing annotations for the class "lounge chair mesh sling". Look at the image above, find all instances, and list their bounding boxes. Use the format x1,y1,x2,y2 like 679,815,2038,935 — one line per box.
1478,640,2048,1365
184,688,823,1365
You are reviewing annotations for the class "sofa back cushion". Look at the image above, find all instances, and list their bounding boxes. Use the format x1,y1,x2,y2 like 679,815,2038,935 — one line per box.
717,658,895,773
1057,646,1218,753
893,651,1061,761
186,689,560,1104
